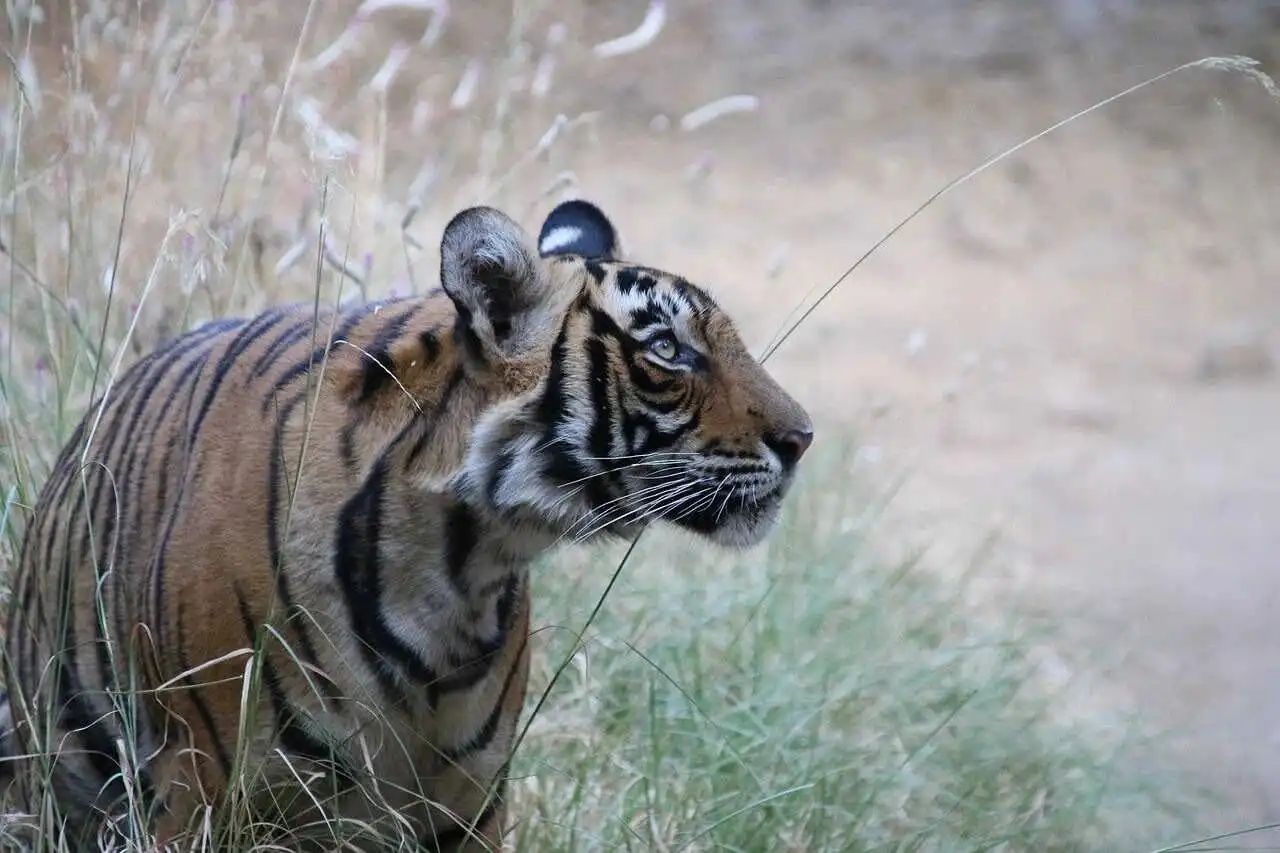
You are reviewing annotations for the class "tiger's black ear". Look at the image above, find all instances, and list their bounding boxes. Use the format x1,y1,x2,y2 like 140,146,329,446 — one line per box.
537,199,622,261
440,206,549,364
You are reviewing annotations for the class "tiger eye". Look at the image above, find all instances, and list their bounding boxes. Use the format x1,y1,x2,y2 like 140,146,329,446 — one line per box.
650,337,679,361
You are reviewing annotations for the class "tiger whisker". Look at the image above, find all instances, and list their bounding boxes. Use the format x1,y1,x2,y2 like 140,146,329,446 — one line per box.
573,475,688,522
559,483,681,539
560,478,695,544
659,474,729,529
577,451,700,462
527,437,695,464
573,494,694,546
629,482,722,533
713,475,737,524
556,458,690,489
568,480,707,544
546,467,689,524
668,480,727,525
620,477,719,528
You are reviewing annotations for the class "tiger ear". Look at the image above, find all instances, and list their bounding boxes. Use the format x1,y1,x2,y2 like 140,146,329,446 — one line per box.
537,199,623,261
440,206,549,363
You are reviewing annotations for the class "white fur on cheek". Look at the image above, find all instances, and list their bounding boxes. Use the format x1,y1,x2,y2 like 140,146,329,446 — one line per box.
539,225,584,255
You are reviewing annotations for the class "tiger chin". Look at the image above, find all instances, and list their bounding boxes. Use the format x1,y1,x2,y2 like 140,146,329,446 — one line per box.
0,198,812,851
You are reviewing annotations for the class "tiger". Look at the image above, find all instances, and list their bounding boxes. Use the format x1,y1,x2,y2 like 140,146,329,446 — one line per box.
0,198,814,850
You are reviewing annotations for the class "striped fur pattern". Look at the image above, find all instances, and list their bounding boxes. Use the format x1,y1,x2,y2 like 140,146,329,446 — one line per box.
0,200,813,850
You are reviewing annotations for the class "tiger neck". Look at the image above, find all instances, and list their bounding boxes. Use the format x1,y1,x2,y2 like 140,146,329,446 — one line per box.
451,397,635,554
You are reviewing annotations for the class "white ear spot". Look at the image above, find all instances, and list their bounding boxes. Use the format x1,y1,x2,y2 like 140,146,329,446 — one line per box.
539,225,584,256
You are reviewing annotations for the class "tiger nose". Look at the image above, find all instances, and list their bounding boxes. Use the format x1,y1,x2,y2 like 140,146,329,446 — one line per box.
765,427,814,470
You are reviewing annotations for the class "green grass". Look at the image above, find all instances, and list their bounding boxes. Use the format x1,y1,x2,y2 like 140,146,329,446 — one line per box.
506,450,1205,851
0,1,1254,850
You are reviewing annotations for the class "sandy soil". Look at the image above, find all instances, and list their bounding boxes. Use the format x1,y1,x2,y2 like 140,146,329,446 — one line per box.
13,0,1280,839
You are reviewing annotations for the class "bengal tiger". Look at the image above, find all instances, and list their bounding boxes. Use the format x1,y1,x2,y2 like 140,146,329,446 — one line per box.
0,199,814,850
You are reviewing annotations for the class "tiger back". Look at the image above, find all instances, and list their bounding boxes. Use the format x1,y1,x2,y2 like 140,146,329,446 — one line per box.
0,200,814,850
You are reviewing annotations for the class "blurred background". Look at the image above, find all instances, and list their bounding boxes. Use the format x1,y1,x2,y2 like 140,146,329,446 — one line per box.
6,0,1280,843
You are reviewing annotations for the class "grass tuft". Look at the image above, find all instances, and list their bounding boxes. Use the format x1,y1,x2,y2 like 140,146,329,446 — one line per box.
508,444,1205,851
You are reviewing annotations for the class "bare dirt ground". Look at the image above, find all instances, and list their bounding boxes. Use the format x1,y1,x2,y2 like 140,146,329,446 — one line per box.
14,0,1280,838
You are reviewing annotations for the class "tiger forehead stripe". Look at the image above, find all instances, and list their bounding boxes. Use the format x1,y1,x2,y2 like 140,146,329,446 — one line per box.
613,267,659,294
612,285,704,336
599,264,713,319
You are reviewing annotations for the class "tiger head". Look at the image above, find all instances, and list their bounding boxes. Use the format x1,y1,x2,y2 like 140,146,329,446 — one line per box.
443,200,813,549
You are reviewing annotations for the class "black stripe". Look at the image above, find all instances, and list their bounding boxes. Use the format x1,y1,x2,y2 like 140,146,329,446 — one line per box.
614,268,658,296
172,599,234,776
338,421,359,474
451,303,488,367
534,316,609,506
265,389,339,704
433,575,522,701
146,350,212,659
418,328,442,363
484,446,518,510
234,591,353,788
403,367,467,468
336,302,428,470
262,305,373,414
539,441,605,509
149,350,214,535
87,327,227,701
335,459,435,708
588,305,628,339
534,319,573,430
14,515,54,710
629,305,665,332
47,484,125,797
625,411,682,455
441,632,528,762
51,469,87,653
111,335,216,526
78,330,189,563
189,308,289,440
35,322,197,621
443,503,480,590
124,349,213,612
627,357,678,396
193,316,250,337
353,302,425,404
585,336,615,472
248,314,313,381
79,461,123,729
673,276,714,310
419,778,506,851
28,459,81,673
54,655,125,801
23,414,88,597
587,309,637,498
146,309,290,669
